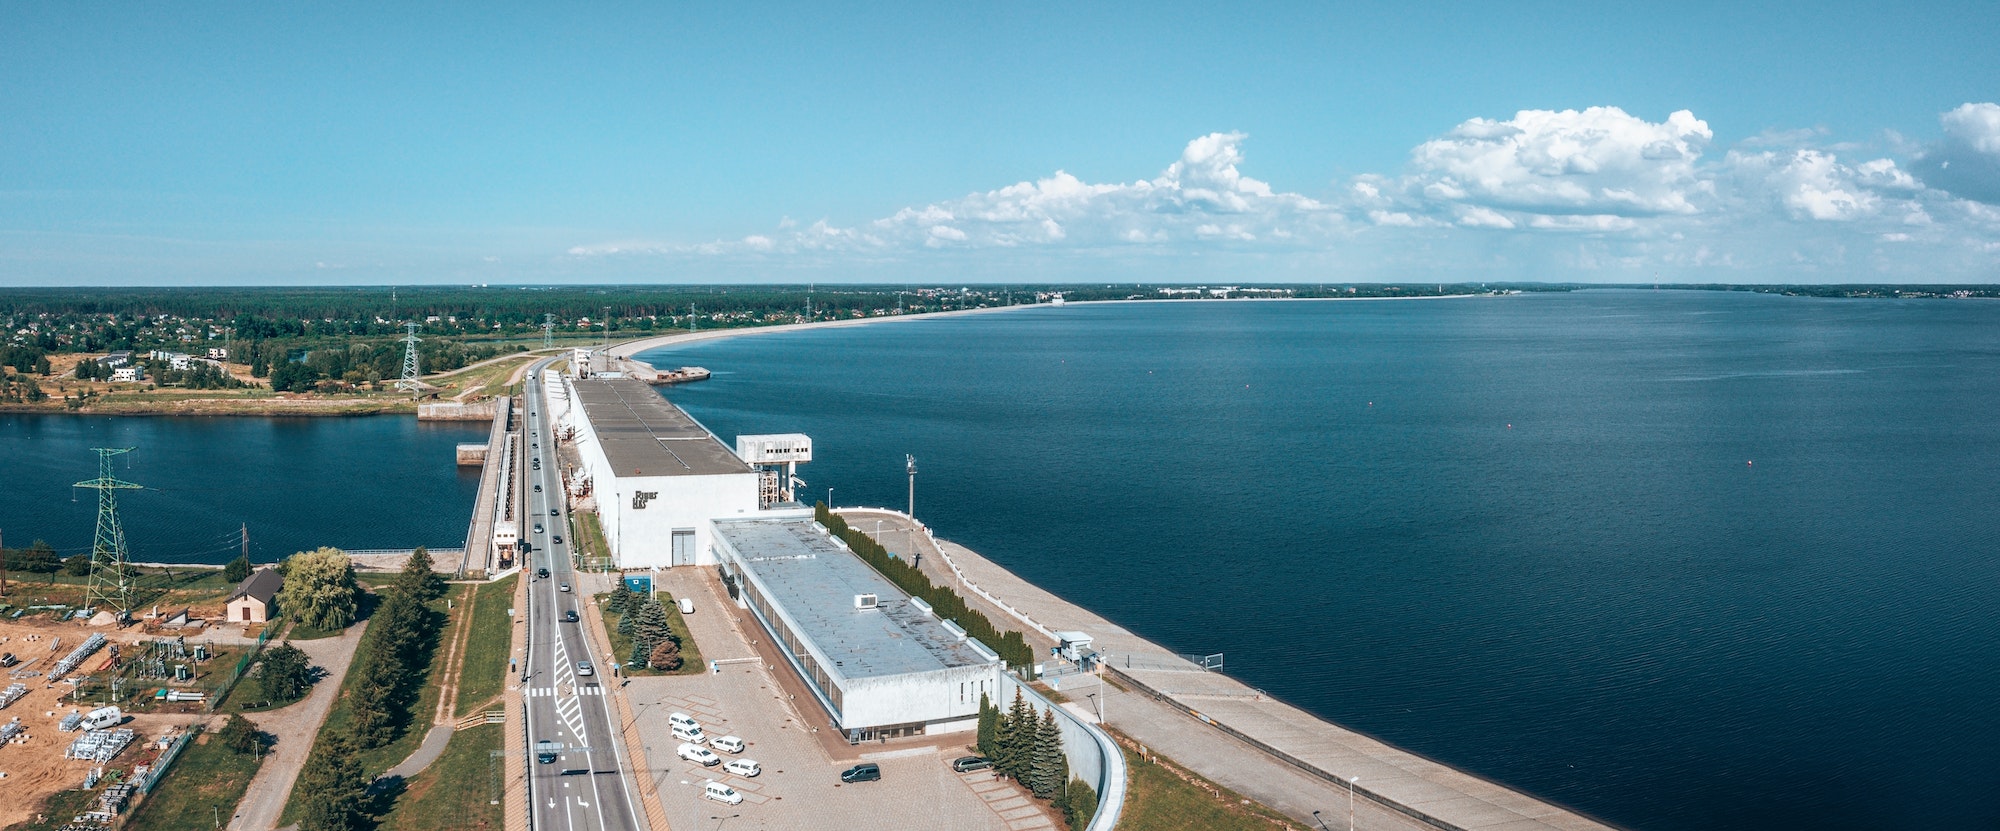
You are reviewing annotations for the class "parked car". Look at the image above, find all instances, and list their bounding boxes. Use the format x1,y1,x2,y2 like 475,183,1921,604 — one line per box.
81,706,123,730
677,597,694,615
723,758,761,777
671,723,707,745
678,743,720,766
840,763,881,783
563,610,579,623
702,780,742,804
575,661,593,677
951,755,993,773
668,712,700,730
710,735,745,754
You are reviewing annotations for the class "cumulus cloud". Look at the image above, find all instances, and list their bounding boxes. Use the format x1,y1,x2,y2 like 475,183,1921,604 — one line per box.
1380,107,1714,221
1912,102,2000,203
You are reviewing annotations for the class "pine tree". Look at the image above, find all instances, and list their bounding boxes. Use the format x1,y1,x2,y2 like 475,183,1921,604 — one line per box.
634,597,674,646
1063,779,1099,829
605,582,632,614
347,656,402,748
976,692,998,759
617,596,640,638
1028,709,1067,799
297,730,367,831
998,689,1035,780
396,546,446,603
648,638,682,671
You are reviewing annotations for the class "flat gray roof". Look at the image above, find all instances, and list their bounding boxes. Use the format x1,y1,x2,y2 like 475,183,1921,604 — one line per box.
573,379,752,477
716,519,994,681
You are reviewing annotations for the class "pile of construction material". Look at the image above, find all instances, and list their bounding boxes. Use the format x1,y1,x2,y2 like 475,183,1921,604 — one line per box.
0,717,24,744
96,783,135,814
64,728,134,763
0,683,26,709
58,711,84,732
48,634,106,683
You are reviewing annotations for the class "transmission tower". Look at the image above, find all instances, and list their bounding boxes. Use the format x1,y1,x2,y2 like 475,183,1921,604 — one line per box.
542,314,555,349
396,322,423,396
76,447,143,617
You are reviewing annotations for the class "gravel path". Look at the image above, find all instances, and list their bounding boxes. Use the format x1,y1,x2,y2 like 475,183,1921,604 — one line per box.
228,622,369,831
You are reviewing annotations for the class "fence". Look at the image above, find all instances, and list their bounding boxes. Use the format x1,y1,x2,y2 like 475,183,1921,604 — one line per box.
203,625,272,711
136,724,200,795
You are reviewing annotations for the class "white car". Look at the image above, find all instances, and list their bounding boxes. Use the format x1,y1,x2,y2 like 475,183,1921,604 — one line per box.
677,742,720,766
703,780,743,804
671,723,707,745
723,758,761,778
709,735,746,754
668,712,700,731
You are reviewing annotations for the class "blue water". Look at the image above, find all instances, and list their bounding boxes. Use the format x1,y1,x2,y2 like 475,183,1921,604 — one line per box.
642,291,2000,831
0,415,484,563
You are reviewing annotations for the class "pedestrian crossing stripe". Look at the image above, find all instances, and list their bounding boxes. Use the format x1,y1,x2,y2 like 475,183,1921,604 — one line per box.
529,687,604,697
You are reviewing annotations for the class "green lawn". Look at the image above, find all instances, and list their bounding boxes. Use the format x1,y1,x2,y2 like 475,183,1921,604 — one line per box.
4,789,98,831
595,591,704,676
454,575,518,714
279,584,468,826
1116,741,1307,831
124,731,265,831
375,724,504,831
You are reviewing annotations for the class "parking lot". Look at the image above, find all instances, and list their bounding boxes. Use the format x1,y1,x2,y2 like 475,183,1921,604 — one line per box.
623,568,1052,831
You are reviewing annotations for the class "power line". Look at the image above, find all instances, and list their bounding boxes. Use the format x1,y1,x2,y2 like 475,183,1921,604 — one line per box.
76,447,143,617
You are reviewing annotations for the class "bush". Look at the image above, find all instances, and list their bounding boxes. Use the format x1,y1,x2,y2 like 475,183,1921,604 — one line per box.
648,639,683,672
63,553,92,576
277,548,358,631
218,713,264,755
224,554,252,585
258,643,315,703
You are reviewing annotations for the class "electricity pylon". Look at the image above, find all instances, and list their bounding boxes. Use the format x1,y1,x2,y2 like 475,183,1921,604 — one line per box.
76,447,142,617
397,322,423,396
542,314,555,349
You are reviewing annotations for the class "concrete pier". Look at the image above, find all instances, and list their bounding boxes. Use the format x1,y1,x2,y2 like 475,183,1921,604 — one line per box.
459,395,512,577
837,507,1619,831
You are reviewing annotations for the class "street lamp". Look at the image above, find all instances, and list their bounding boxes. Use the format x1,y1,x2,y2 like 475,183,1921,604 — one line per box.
1312,810,1333,831
1349,776,1360,831
826,487,834,509
1086,692,1104,725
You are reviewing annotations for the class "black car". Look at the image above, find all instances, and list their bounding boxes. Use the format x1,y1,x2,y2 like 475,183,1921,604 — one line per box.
839,763,881,783
536,568,550,579
563,610,579,623
550,508,559,516
552,535,563,544
951,756,992,773
533,484,542,492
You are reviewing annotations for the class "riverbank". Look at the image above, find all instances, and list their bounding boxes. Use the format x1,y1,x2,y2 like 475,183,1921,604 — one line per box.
835,507,1617,831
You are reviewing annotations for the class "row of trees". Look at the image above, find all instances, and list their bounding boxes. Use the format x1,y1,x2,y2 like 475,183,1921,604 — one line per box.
606,583,684,671
978,691,1099,829
295,548,448,831
814,503,1035,668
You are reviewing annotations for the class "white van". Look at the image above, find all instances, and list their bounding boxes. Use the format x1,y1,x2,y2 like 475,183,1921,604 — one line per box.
667,712,700,731
678,742,720,766
671,723,707,745
81,706,123,730
677,597,694,615
702,780,743,804
710,735,745,754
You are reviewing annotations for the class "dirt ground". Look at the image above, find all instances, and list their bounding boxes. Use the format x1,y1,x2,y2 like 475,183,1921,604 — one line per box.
0,617,209,829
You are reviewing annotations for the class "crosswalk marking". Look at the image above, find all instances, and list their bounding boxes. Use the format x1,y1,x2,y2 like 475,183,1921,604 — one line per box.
528,686,605,697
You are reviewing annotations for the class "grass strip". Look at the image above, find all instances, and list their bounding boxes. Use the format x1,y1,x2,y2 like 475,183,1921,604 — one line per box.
124,731,266,831
375,723,505,831
453,575,518,714
1116,737,1309,831
595,591,704,676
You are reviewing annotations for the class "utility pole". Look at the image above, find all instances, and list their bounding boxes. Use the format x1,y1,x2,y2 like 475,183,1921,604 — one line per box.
76,447,143,619
542,314,555,350
240,523,248,565
906,454,917,518
1,527,8,598
396,322,423,397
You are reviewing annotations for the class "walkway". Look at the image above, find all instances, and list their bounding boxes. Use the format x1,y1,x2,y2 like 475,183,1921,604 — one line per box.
838,508,1618,831
230,621,369,831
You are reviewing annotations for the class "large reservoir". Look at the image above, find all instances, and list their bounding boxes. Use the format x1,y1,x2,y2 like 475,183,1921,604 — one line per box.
640,291,2000,831
0,415,484,562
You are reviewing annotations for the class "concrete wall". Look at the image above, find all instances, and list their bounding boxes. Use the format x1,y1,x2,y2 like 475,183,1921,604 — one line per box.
600,473,761,568
999,673,1128,831
841,663,1000,732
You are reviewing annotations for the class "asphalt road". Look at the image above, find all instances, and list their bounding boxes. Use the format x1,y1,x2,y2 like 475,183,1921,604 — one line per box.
521,361,648,831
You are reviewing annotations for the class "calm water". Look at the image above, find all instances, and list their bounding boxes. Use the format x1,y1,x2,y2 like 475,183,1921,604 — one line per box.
642,291,2000,831
0,415,483,563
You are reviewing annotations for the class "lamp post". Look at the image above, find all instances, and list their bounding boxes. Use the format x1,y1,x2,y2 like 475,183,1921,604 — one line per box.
1312,810,1333,831
1086,692,1104,725
1349,776,1360,831
826,487,833,509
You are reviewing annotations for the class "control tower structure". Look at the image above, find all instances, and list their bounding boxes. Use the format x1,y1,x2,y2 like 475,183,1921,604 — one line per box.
735,434,812,507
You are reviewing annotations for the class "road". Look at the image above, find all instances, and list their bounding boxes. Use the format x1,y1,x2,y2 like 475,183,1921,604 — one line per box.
520,360,649,831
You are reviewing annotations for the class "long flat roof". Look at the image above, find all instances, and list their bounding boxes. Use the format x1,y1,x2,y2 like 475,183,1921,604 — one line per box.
716,518,995,681
573,379,753,477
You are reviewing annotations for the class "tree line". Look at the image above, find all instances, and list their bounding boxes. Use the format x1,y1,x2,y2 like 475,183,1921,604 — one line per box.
979,690,1099,829
815,503,1035,669
605,582,685,671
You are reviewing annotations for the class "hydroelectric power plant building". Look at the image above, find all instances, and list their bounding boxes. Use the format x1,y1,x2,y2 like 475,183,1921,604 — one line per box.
547,375,1001,737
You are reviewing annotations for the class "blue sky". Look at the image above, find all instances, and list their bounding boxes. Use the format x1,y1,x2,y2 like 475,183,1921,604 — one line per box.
4,2,1998,285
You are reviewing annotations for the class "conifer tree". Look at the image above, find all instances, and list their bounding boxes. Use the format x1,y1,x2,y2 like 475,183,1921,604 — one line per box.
998,689,1035,780
606,582,632,614
976,692,998,758
297,730,367,831
648,638,683,671
396,546,446,604
617,598,639,638
1029,709,1067,799
347,656,402,748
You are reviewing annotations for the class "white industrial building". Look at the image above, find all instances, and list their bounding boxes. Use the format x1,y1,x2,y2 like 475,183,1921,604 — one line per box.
555,377,790,569
714,518,1001,740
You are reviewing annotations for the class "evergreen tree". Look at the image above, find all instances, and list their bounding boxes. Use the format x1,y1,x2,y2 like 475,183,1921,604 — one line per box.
250,346,269,378
1062,779,1099,829
998,690,1035,780
617,599,638,638
347,656,403,749
1028,709,1067,799
396,546,447,603
648,638,683,672
258,642,315,702
605,582,632,614
297,731,368,831
63,553,90,576
976,692,998,759
218,713,263,755
634,597,674,646
224,554,252,584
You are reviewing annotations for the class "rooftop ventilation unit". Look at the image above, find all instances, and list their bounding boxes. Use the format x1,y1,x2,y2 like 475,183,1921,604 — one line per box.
853,593,879,610
940,620,968,641
908,597,934,618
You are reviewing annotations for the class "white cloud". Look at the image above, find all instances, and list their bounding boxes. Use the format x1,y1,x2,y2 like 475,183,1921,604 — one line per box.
1913,102,2000,204
1392,107,1714,218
